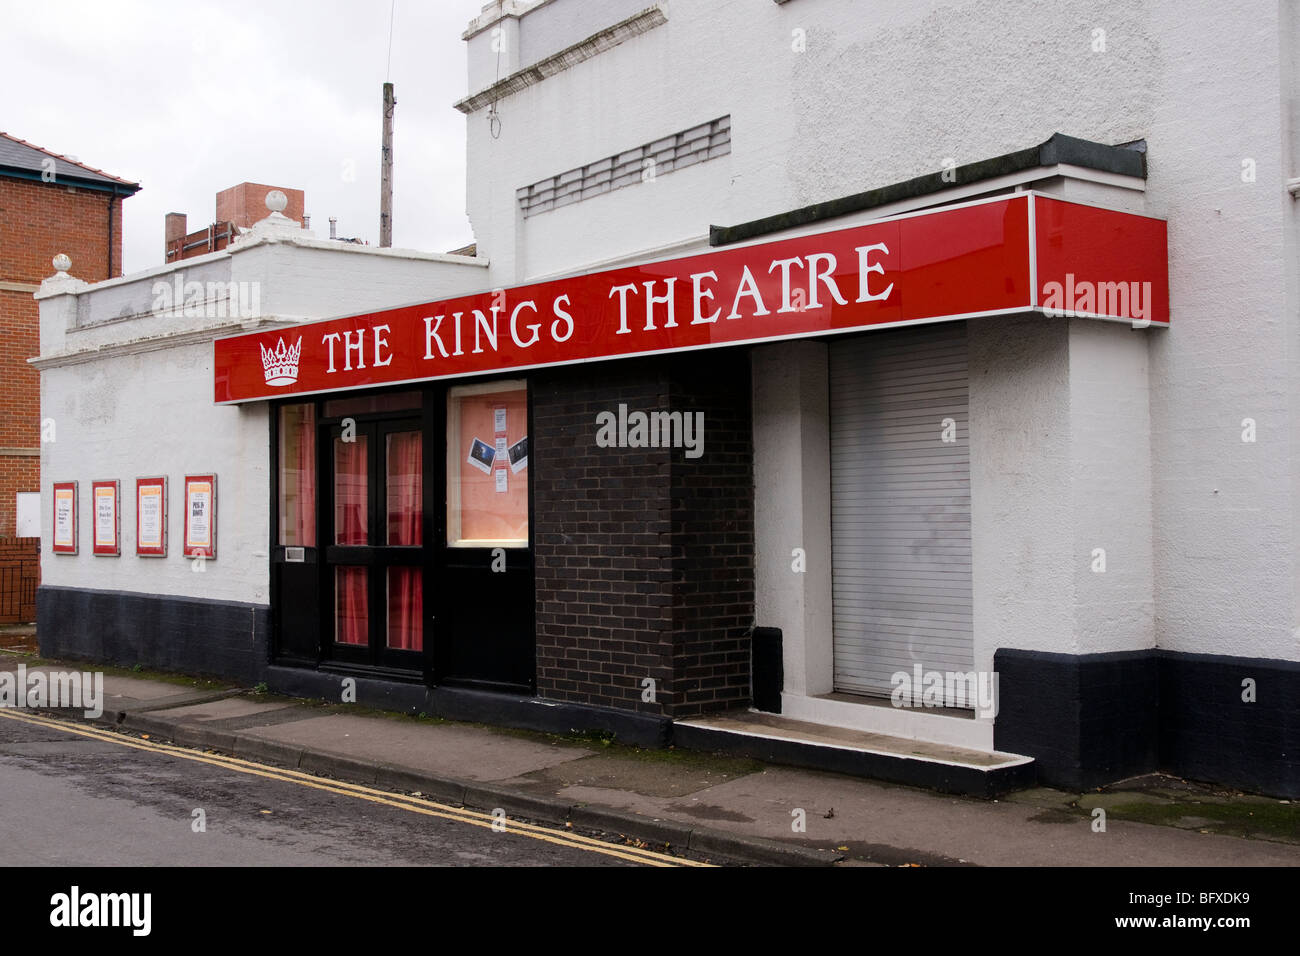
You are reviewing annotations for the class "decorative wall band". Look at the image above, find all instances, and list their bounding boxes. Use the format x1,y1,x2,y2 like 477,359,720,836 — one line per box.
454,4,668,115
0,281,41,293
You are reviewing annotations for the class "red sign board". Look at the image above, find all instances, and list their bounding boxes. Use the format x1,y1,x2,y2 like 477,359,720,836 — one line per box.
214,192,1168,403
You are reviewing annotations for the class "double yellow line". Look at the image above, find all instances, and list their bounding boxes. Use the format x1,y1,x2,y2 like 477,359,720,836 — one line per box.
0,709,710,867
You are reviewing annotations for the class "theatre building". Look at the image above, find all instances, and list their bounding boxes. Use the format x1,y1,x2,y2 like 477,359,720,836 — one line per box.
34,0,1300,798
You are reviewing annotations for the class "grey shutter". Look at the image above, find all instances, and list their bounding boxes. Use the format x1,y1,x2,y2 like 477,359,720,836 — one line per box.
829,322,974,697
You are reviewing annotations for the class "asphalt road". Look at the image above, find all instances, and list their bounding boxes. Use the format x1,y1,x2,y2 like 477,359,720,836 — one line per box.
0,710,709,867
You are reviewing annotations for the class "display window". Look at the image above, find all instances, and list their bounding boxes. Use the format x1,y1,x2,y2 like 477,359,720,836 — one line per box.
445,380,528,548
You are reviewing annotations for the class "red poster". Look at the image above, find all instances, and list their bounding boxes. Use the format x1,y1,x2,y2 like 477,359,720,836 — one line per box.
91,480,120,557
135,476,168,557
51,481,78,555
183,474,217,560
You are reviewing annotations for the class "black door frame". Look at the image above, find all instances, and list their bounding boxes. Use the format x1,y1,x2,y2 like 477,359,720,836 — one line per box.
269,380,536,693
320,413,425,673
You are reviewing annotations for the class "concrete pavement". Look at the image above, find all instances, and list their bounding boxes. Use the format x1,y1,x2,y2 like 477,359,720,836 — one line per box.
4,655,1298,866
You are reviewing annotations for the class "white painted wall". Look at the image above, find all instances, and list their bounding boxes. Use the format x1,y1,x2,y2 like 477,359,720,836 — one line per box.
39,343,271,604
462,0,1300,665
968,315,1075,659
751,341,832,698
1068,319,1156,655
1141,4,1296,661
36,222,491,607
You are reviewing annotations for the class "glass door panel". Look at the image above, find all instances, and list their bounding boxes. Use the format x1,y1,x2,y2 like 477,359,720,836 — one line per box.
386,431,422,546
335,567,369,646
387,568,422,651
385,429,423,652
334,436,369,546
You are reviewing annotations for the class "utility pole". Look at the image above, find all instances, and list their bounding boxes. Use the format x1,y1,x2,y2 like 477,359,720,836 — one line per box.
380,82,395,248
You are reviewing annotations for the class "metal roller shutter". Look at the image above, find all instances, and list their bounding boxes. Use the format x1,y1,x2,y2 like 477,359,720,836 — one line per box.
829,322,973,698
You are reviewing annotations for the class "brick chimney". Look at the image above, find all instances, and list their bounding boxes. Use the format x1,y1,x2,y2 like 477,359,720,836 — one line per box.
164,212,187,253
216,183,305,229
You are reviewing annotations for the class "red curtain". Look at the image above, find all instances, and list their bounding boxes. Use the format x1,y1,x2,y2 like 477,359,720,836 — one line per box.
278,404,316,547
295,409,316,547
334,437,368,645
334,436,368,545
336,568,368,645
387,431,423,651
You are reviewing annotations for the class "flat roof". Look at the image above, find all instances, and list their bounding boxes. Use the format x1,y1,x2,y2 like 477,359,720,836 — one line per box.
709,132,1145,246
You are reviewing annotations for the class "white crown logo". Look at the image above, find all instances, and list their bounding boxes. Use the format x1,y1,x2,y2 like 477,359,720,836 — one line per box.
260,336,302,386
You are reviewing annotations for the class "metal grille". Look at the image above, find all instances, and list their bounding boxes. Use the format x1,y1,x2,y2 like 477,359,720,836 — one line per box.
829,323,974,698
516,116,731,218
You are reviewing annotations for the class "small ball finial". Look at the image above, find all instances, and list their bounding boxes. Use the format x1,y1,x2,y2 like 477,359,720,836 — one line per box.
265,190,288,213
52,254,71,274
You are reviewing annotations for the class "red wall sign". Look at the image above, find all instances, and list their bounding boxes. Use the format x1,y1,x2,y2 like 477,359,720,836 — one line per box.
214,192,1168,404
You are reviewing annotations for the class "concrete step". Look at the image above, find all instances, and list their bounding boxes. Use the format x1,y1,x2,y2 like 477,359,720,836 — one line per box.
673,711,1035,798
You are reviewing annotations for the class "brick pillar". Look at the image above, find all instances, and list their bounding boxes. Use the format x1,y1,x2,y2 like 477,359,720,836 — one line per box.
532,351,754,721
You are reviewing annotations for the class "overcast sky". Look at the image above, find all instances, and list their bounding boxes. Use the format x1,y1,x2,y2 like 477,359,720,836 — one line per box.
2,0,488,275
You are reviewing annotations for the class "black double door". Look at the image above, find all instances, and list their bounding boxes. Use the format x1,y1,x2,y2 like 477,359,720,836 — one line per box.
273,385,534,692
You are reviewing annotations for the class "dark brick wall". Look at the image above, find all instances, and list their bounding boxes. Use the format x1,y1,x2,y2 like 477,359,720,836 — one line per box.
994,648,1158,791
1159,652,1300,798
37,585,270,684
667,351,754,717
532,359,674,715
995,646,1300,798
532,350,754,720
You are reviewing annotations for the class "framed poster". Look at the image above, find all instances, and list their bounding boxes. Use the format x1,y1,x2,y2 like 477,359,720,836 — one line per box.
445,381,528,548
183,474,217,560
135,477,168,557
51,481,78,555
91,480,120,556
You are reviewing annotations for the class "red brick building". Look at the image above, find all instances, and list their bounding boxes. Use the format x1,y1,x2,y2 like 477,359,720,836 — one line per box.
0,132,139,622
165,182,305,263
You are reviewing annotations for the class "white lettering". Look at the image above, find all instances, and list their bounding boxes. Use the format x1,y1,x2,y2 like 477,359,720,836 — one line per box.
472,308,499,354
610,283,639,335
372,325,392,367
855,243,894,303
691,271,721,324
768,257,805,313
510,300,541,348
643,278,678,330
342,330,366,371
322,332,342,372
727,265,770,319
551,295,575,343
806,253,848,309
424,316,449,359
